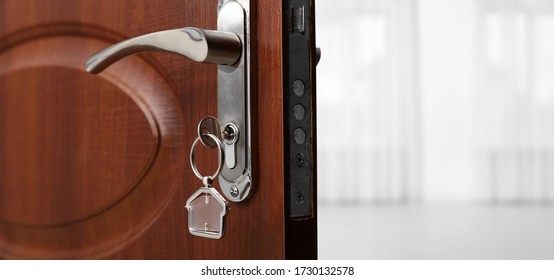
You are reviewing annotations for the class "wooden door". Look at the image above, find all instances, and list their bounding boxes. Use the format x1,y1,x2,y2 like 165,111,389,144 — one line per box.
0,0,317,259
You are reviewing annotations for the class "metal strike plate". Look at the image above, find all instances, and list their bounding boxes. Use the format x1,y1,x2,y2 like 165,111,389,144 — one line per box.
217,0,253,202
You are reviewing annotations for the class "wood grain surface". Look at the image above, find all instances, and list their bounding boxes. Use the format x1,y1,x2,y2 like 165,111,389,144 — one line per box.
0,0,290,259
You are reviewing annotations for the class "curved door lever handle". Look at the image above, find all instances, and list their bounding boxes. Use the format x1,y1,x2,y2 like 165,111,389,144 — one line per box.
86,27,241,74
85,0,254,204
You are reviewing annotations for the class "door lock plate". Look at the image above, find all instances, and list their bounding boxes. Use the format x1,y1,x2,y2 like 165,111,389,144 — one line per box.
287,0,315,217
217,0,253,202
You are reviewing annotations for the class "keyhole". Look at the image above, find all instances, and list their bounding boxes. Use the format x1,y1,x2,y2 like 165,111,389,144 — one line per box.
222,123,239,144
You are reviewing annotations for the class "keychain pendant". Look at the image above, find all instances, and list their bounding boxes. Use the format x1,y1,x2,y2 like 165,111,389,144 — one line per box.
185,186,229,239
186,131,228,239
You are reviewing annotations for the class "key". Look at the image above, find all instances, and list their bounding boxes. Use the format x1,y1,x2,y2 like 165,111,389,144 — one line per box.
197,116,221,148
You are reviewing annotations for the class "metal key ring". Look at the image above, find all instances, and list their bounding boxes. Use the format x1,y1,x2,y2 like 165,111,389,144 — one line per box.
190,133,225,184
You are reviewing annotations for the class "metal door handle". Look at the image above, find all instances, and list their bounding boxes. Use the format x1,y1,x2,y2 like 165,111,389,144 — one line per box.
85,0,254,203
86,27,241,74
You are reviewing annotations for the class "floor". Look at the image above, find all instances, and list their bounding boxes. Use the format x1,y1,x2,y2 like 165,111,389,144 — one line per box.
318,203,554,259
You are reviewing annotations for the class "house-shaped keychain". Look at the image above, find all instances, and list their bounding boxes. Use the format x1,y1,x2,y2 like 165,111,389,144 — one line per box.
185,186,229,239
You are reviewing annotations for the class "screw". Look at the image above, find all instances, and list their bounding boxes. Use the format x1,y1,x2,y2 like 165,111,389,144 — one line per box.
230,185,239,197
296,191,305,204
295,153,305,167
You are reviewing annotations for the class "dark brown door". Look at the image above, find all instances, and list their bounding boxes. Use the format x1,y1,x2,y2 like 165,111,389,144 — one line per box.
0,0,317,259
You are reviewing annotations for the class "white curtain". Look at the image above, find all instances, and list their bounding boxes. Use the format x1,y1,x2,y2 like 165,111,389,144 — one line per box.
317,0,554,204
317,0,421,203
476,0,554,202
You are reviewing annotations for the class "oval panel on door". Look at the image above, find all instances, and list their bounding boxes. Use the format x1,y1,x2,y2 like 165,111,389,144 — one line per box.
0,26,185,259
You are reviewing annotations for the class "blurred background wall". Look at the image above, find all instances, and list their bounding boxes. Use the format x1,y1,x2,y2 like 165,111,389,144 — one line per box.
317,0,554,259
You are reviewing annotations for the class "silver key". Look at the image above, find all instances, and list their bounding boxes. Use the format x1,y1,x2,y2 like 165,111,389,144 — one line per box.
197,116,221,148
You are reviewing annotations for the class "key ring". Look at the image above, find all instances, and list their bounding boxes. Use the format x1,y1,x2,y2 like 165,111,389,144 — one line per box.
190,133,225,185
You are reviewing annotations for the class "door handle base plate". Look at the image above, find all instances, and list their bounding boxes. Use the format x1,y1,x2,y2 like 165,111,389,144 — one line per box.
217,0,254,202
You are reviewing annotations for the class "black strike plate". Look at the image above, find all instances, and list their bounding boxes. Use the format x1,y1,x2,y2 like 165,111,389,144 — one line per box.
285,0,316,218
